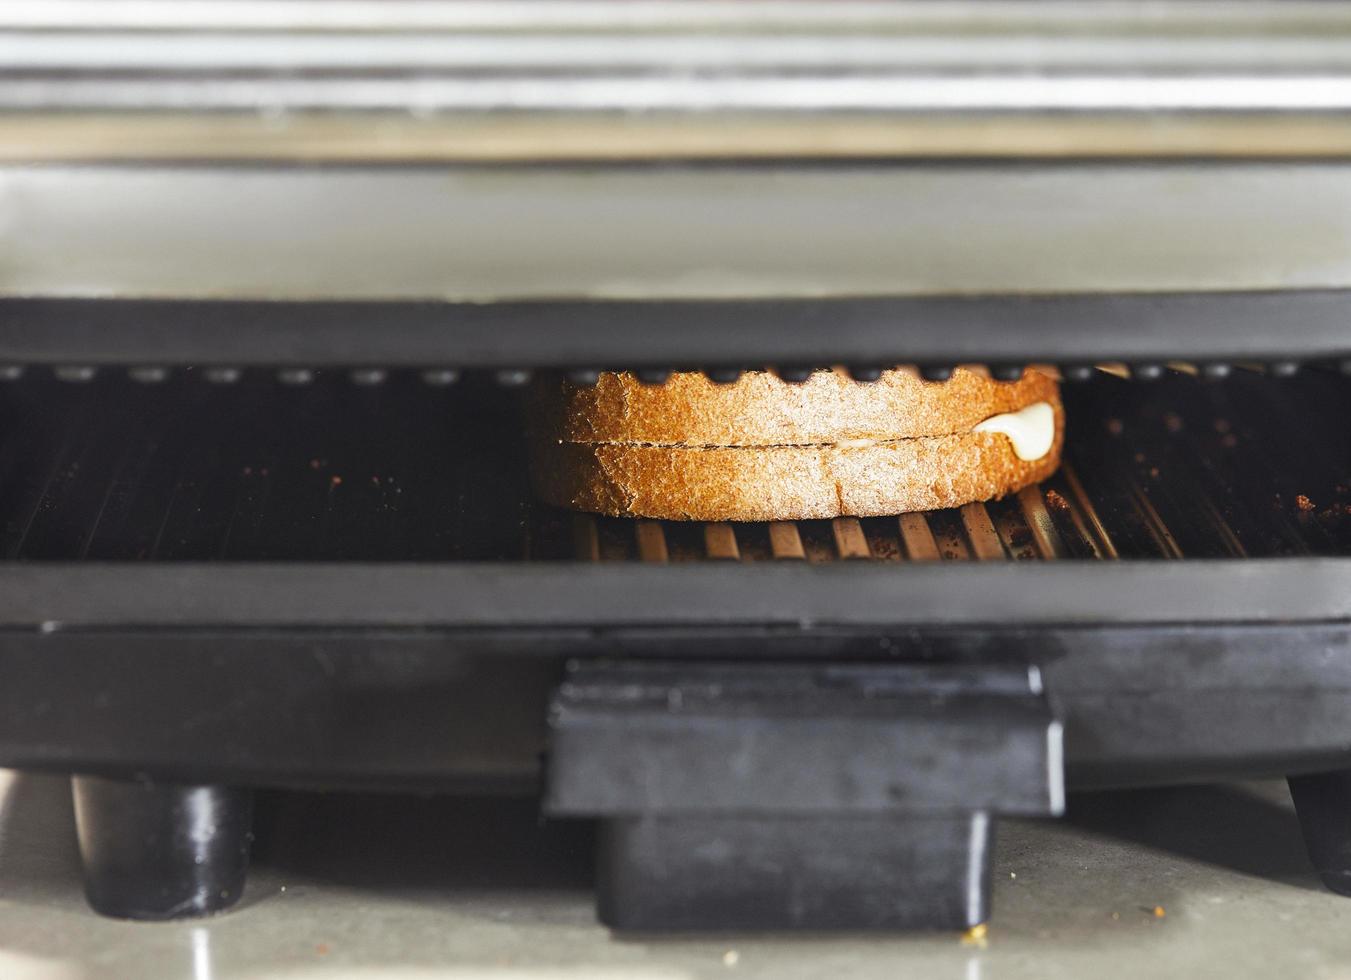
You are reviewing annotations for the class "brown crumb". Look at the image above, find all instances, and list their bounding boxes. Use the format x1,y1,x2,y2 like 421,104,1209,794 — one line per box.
1105,418,1124,436
1163,412,1183,433
1149,467,1160,478
1296,494,1316,512
1214,418,1232,434
330,475,343,487
1045,490,1071,513
1220,434,1238,449
316,944,330,956
1152,905,1166,919
1133,452,1147,464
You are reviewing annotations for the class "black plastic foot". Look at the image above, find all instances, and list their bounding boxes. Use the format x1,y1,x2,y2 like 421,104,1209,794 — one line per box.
72,775,254,920
598,813,992,932
1289,770,1351,897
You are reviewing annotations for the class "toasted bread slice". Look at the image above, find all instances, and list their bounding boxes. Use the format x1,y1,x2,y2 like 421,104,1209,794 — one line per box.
529,367,1063,521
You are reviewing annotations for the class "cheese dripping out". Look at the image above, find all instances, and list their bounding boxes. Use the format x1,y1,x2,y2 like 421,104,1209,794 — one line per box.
973,401,1055,461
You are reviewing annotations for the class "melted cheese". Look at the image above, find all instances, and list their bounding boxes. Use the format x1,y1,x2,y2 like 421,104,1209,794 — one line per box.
973,401,1055,461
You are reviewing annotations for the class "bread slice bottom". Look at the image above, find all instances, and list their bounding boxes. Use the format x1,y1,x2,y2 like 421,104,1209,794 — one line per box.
532,428,1063,522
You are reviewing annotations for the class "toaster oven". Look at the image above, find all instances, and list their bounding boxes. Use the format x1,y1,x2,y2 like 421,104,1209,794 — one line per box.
4,0,1351,932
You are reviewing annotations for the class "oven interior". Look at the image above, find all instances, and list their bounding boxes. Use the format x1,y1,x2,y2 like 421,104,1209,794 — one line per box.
4,365,1349,566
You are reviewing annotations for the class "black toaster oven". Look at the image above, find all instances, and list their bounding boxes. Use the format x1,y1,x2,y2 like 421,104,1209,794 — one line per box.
3,0,1351,932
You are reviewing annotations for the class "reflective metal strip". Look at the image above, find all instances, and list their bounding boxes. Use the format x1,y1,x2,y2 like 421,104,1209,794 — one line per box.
15,75,1351,112
9,164,1351,301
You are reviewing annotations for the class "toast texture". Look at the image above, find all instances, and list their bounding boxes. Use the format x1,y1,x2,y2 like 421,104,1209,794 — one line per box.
532,366,1059,446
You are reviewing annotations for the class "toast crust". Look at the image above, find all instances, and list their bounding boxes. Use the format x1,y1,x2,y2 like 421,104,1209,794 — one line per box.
533,366,1059,447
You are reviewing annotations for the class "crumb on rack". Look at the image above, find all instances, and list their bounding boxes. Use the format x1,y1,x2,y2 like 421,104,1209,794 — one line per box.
1297,494,1316,512
1045,490,1070,513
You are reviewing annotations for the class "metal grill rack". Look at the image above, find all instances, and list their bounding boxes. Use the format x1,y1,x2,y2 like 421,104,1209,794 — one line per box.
3,366,1349,565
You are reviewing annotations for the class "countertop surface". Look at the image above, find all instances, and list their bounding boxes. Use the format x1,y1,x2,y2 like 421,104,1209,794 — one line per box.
0,772,1344,980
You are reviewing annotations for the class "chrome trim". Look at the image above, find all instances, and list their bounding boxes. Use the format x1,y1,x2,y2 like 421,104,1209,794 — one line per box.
5,163,1351,300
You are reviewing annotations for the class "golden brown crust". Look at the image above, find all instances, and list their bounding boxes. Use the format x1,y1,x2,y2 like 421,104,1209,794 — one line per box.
532,366,1059,446
528,366,1064,521
531,414,1064,521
